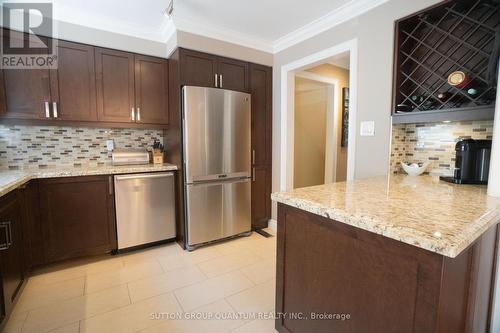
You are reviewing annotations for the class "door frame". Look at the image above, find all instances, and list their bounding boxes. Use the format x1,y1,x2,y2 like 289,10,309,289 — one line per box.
295,71,339,183
279,39,358,191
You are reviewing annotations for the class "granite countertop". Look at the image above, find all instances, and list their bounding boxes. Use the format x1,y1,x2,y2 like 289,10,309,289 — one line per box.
271,175,500,258
0,163,178,197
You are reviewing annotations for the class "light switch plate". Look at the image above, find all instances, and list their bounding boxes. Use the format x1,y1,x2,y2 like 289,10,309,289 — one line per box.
360,121,375,136
106,139,114,152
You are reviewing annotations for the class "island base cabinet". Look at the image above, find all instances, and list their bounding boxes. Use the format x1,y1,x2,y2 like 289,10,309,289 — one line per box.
275,204,498,333
39,176,117,264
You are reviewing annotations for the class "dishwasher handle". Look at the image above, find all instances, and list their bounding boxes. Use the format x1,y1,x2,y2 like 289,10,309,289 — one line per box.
115,172,174,181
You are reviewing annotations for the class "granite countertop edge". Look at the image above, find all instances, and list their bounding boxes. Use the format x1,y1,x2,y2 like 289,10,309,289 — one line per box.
271,177,500,258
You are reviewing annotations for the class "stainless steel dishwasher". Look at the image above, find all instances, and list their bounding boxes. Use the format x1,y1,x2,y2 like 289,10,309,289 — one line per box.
114,172,176,250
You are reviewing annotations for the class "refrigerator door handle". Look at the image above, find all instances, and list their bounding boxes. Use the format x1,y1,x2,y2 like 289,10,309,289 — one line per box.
190,177,250,187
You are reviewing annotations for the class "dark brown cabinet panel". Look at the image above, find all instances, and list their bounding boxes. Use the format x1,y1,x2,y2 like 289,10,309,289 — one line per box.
0,192,25,318
39,176,117,263
18,181,44,269
250,64,272,229
179,49,217,87
2,68,50,120
50,41,97,121
134,55,169,125
217,58,248,92
251,166,271,229
95,48,135,123
250,64,272,166
1,31,51,120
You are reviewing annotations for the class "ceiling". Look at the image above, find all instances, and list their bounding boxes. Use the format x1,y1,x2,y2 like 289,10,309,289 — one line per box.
5,0,388,53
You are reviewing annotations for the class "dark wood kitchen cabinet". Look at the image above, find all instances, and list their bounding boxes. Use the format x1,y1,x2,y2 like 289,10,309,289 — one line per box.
1,32,97,122
0,191,26,324
0,29,169,128
1,30,51,120
179,48,248,92
134,55,169,124
95,48,135,123
250,64,272,229
38,176,117,263
50,41,97,121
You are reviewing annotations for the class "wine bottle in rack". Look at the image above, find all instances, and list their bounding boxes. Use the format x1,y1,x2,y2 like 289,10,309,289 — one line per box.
437,92,451,102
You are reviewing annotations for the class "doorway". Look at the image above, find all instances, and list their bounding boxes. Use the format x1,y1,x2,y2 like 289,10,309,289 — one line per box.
280,39,358,191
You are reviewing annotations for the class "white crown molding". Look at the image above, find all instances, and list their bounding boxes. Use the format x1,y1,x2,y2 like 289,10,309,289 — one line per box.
273,0,388,53
173,16,274,53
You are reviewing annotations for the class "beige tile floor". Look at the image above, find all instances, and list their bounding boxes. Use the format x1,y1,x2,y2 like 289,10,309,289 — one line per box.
3,229,278,333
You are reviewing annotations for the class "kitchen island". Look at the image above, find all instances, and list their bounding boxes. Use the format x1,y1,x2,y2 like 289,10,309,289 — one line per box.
271,175,500,333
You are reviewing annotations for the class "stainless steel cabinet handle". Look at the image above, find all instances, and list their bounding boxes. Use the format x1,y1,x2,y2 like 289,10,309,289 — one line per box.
0,222,10,250
219,74,223,88
6,221,11,247
108,176,113,195
44,101,50,118
252,150,255,164
52,102,58,118
115,173,173,181
131,108,135,121
252,167,256,182
137,107,141,122
214,74,218,87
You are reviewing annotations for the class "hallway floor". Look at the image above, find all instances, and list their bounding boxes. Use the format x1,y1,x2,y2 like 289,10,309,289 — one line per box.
3,230,277,333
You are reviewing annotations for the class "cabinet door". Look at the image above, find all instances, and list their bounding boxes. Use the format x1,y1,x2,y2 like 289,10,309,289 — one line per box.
250,64,272,166
250,64,272,229
134,55,169,124
180,49,217,87
39,176,117,263
217,58,249,92
251,166,271,229
1,31,51,120
95,48,135,123
50,41,97,121
0,192,25,315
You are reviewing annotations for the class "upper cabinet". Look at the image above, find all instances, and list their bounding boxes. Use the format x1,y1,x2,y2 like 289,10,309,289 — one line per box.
50,41,97,121
0,30,169,128
134,55,169,125
392,0,499,124
180,49,218,88
179,48,249,92
95,48,135,123
1,31,51,120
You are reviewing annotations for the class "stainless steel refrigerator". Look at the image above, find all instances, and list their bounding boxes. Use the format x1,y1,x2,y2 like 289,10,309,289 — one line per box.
182,86,252,250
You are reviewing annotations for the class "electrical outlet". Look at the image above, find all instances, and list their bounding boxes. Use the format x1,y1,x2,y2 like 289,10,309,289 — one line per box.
106,139,114,152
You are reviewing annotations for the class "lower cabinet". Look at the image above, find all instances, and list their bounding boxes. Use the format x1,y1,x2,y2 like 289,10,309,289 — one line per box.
38,176,117,263
251,165,272,229
0,191,25,326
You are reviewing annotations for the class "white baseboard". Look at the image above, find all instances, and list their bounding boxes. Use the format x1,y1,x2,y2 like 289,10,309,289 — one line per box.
268,219,277,232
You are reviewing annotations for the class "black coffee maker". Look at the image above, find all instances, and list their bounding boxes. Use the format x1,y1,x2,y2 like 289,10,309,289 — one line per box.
440,139,492,185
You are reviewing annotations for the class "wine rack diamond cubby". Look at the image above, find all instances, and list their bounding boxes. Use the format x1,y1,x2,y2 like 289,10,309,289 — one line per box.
392,0,499,124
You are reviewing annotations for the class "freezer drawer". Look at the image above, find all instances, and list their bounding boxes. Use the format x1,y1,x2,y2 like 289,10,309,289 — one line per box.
114,172,176,250
186,178,251,247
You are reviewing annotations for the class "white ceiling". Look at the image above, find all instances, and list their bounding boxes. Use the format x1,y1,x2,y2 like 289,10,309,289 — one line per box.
5,0,388,53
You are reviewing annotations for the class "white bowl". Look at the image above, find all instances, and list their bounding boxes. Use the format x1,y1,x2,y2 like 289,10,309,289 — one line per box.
401,162,430,176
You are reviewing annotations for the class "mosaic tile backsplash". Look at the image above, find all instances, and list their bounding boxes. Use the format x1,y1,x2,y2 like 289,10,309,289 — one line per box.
391,120,494,176
0,125,164,170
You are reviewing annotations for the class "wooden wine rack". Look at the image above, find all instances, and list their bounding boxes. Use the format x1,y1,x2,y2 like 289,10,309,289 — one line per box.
392,0,499,124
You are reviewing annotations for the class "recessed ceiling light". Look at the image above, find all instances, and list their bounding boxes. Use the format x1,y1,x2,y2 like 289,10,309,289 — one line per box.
164,0,174,18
